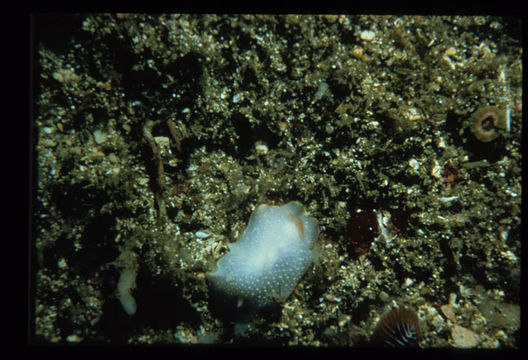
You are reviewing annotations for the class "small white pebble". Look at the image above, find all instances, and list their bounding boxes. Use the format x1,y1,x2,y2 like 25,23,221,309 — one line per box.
42,126,55,135
66,334,83,343
195,231,210,239
431,160,443,179
360,30,376,41
376,211,390,239
442,54,456,70
449,293,458,306
439,196,459,202
431,314,445,329
445,47,456,56
408,158,420,171
313,82,329,103
501,249,518,262
93,130,107,144
255,142,269,154
57,258,68,269
403,277,414,288
505,104,511,132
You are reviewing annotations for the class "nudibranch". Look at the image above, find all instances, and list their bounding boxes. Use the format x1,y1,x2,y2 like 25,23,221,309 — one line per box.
207,201,319,314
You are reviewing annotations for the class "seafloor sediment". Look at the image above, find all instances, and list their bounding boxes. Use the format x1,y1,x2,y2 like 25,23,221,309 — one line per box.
32,14,521,347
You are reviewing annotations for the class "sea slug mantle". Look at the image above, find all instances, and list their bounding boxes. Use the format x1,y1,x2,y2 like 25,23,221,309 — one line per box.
207,201,319,313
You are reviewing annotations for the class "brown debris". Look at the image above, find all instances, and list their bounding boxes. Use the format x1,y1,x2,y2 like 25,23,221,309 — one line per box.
143,120,168,225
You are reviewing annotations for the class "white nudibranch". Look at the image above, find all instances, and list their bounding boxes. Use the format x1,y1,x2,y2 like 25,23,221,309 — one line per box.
207,202,319,312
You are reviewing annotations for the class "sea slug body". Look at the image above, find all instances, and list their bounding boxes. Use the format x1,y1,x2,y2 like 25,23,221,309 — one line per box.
207,202,319,313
